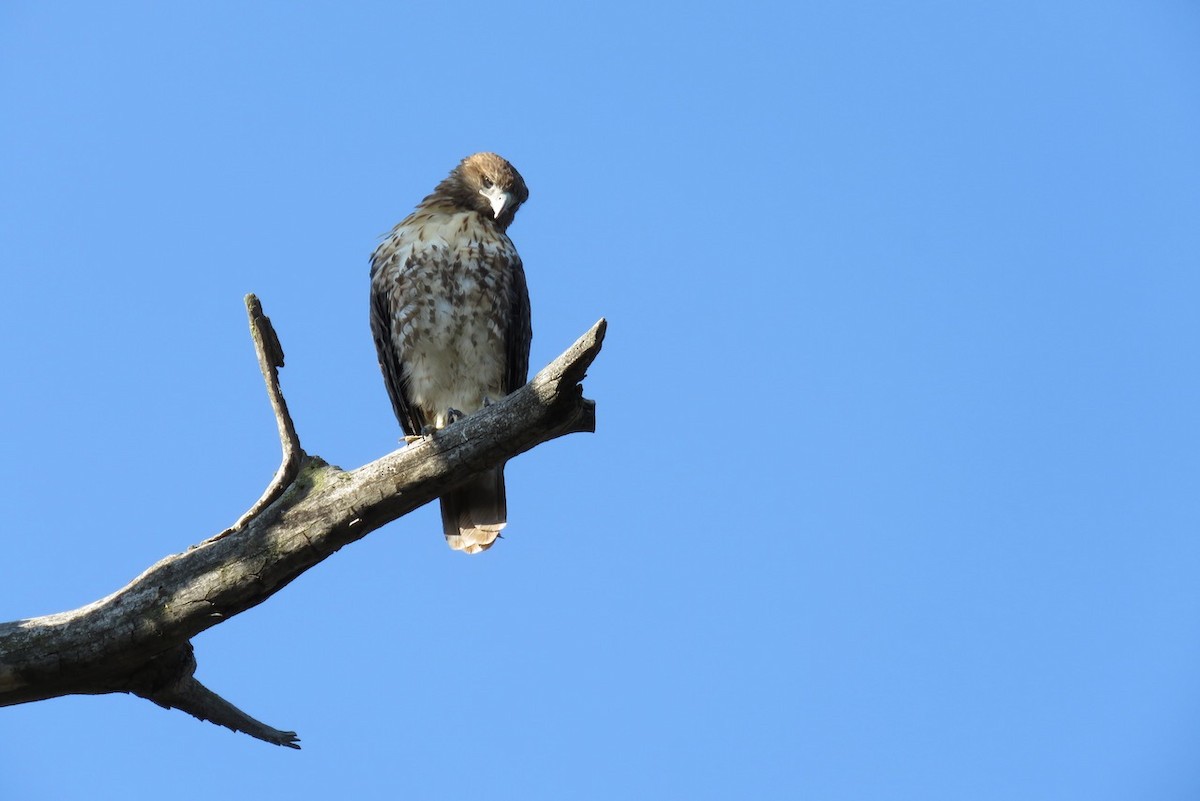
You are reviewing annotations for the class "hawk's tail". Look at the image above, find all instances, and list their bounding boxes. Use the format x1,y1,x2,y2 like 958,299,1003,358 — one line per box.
441,466,507,554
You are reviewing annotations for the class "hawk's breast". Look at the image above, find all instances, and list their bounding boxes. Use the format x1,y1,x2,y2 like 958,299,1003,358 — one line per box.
373,211,518,429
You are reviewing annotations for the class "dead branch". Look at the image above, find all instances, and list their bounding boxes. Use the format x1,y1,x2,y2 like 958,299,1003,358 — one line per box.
0,294,605,749
214,294,303,540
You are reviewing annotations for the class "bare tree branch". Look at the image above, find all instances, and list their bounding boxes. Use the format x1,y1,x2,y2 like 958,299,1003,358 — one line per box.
137,644,300,749
0,296,606,748
212,295,304,541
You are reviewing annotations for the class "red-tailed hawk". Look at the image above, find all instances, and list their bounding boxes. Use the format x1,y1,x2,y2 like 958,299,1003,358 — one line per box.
369,153,531,554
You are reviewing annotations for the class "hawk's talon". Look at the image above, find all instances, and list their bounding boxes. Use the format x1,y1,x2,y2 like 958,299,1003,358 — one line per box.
446,408,465,424
402,425,433,444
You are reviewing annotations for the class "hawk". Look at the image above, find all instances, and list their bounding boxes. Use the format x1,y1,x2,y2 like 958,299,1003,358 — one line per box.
369,153,532,554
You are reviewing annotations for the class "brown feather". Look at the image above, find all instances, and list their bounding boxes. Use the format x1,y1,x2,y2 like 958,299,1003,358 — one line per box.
440,467,507,554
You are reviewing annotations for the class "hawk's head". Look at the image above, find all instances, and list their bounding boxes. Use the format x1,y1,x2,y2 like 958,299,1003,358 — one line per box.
435,152,529,231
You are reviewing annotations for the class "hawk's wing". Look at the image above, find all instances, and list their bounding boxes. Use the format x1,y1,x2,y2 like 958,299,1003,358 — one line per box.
369,252,426,437
505,253,532,394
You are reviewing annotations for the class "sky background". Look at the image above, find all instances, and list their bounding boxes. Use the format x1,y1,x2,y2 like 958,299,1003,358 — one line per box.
2,2,1199,799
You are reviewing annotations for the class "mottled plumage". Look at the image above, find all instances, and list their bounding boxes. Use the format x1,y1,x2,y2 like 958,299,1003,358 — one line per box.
370,153,531,554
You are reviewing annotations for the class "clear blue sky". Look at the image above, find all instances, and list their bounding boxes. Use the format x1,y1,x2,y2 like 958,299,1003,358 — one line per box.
2,2,1199,799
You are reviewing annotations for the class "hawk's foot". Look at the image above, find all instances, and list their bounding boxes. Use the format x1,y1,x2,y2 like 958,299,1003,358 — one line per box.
404,422,438,442
445,408,465,424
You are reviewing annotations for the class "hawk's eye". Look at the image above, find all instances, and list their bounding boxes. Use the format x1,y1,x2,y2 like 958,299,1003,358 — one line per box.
481,177,495,189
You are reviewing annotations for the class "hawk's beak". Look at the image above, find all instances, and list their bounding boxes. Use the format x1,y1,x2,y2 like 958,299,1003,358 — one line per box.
479,185,511,220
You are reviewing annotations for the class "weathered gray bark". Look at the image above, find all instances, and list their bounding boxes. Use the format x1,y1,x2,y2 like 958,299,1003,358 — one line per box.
0,295,605,749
